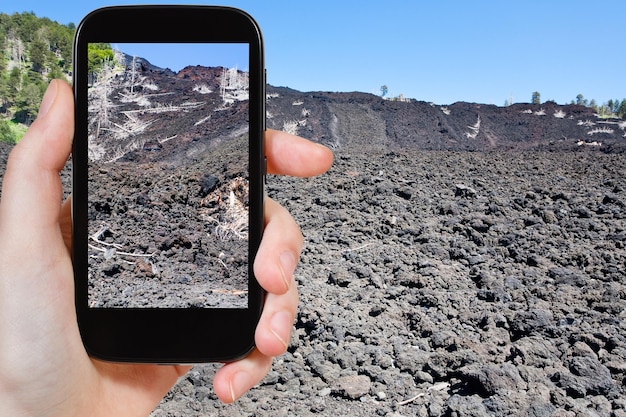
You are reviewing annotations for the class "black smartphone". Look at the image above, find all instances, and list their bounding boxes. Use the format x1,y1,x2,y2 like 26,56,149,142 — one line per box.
72,6,265,363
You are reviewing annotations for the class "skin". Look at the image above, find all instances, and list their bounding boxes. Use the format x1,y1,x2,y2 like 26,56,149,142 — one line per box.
0,79,333,417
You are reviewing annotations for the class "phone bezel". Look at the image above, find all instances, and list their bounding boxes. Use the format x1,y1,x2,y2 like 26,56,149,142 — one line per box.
72,6,265,363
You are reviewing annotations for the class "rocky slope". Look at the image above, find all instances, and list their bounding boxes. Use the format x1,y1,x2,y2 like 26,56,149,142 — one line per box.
87,57,626,161
266,86,626,154
85,58,253,308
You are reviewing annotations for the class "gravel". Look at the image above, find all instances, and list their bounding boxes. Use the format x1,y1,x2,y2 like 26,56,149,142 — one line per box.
152,149,626,416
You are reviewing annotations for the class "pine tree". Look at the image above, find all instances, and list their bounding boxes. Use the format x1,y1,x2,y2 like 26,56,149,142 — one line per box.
531,91,541,105
613,99,621,114
618,100,626,119
29,38,47,73
13,82,43,123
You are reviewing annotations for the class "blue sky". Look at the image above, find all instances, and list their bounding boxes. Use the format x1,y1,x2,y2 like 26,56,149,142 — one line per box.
3,0,625,105
113,43,248,72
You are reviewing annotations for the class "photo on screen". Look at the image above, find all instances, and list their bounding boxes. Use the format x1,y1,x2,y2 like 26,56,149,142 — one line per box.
86,43,250,308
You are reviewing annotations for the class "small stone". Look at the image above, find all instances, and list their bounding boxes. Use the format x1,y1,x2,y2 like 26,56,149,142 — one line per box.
455,184,477,198
333,375,371,399
395,186,413,200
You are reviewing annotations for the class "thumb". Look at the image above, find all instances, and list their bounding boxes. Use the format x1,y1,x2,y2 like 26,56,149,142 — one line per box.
0,79,74,244
0,80,86,401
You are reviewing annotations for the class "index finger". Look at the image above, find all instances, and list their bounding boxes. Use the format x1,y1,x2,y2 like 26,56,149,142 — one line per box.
265,129,333,177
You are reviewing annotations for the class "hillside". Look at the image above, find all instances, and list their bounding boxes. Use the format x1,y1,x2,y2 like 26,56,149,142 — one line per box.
266,87,626,153
0,12,73,131
77,46,626,170
80,57,626,163
84,50,253,308
86,51,250,164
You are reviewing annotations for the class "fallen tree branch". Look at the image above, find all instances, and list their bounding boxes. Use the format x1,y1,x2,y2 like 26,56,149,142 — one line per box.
397,392,425,406
88,243,156,258
90,225,124,250
158,134,177,144
211,289,248,295
397,382,450,406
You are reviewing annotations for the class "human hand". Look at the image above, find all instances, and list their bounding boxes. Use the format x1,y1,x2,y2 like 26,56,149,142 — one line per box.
0,79,333,416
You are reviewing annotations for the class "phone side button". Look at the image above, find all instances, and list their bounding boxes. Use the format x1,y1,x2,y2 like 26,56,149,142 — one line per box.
263,156,267,200
264,69,267,131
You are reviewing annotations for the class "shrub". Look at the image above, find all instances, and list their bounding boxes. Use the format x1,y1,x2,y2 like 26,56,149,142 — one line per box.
0,119,27,143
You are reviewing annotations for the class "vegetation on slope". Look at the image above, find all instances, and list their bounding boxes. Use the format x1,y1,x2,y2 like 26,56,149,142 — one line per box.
0,12,73,142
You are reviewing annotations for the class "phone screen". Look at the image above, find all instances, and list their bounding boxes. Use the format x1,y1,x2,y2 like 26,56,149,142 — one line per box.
86,42,250,309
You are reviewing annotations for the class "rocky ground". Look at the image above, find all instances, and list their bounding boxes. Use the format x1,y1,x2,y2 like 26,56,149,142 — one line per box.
85,60,253,308
87,133,250,308
1,59,625,414
152,148,625,416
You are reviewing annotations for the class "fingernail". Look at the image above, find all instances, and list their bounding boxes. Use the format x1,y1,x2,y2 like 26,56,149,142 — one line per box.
270,310,292,349
229,371,251,402
38,80,59,118
278,251,296,291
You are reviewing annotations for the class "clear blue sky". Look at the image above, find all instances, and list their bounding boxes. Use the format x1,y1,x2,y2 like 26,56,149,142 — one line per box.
3,0,625,105
114,43,248,72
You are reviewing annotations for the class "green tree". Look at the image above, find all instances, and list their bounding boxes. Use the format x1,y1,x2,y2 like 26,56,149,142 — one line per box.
0,120,13,143
612,99,621,114
0,77,7,109
48,24,73,70
47,65,64,81
88,43,114,76
380,85,388,98
7,67,22,98
618,99,626,119
0,31,6,72
30,38,47,73
531,91,541,105
13,81,43,124
0,12,76,123
0,119,26,143
12,12,40,43
575,94,588,107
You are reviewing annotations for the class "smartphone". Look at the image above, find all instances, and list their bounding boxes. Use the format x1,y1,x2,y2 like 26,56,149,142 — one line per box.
72,6,265,363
